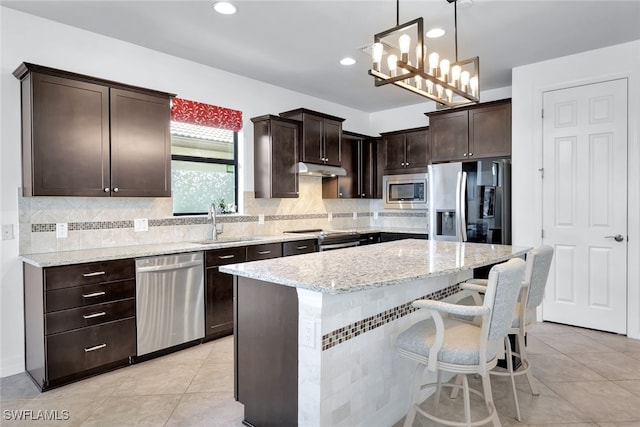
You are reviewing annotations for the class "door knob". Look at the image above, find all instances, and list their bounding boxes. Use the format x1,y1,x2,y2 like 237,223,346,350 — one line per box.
605,234,625,242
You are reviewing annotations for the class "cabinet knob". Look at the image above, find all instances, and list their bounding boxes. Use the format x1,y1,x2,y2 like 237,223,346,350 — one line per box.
104,187,110,193
401,162,405,166
406,162,410,166
362,193,366,197
113,187,119,193
468,152,473,157
463,153,468,157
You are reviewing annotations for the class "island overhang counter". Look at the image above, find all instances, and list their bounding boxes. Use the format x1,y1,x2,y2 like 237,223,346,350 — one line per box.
220,239,529,427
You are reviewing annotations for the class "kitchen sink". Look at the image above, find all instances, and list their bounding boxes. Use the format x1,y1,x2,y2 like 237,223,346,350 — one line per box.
191,237,264,245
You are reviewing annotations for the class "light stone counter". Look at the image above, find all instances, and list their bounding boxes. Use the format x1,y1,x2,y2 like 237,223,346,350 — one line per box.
228,239,530,427
20,234,308,267
221,239,528,294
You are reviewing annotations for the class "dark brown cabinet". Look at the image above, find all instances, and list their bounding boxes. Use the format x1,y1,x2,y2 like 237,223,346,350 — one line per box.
23,258,136,390
322,131,378,199
381,127,429,175
251,115,299,198
428,99,512,163
205,247,247,340
280,108,345,167
14,63,173,197
282,239,317,256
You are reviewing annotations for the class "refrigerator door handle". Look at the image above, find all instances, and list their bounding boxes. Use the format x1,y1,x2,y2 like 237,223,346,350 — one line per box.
455,171,462,241
460,171,468,242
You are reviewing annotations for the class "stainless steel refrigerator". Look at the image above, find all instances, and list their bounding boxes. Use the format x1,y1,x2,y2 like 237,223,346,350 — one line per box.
428,159,511,244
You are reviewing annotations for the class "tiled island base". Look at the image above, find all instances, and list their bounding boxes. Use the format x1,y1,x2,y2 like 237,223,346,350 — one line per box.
233,270,472,427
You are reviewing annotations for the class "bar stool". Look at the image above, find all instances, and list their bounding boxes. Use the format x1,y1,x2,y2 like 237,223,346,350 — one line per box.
397,257,526,427
461,245,554,421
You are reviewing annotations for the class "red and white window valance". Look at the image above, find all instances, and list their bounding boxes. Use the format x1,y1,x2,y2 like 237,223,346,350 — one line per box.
171,98,243,132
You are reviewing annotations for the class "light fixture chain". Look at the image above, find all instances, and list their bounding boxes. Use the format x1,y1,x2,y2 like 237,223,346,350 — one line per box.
396,0,400,26
454,0,459,62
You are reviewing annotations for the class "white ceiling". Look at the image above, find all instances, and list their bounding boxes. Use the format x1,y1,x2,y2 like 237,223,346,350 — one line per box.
3,0,640,112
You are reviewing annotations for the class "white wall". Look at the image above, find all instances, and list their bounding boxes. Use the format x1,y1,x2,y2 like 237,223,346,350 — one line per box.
511,40,640,339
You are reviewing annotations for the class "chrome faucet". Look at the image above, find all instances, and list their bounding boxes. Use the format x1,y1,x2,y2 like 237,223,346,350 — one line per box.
208,202,219,241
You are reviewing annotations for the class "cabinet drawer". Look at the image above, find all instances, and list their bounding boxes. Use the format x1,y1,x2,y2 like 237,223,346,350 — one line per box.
46,279,135,312
282,239,317,257
46,299,135,335
46,318,136,381
45,259,135,290
246,243,282,261
205,247,247,267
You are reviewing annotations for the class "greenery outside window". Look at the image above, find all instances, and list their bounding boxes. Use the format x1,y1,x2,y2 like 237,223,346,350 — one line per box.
171,121,238,215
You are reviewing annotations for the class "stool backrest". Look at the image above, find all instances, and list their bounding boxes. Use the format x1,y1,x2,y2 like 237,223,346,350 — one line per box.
483,257,526,342
524,245,555,309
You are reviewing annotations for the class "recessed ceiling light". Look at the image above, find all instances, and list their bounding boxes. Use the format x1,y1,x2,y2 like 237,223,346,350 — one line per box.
426,28,446,38
213,2,236,15
340,57,356,66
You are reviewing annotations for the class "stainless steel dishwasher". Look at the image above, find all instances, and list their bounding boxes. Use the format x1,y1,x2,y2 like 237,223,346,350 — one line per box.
135,252,204,356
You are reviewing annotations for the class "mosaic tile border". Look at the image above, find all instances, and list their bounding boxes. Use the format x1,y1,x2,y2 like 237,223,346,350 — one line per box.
321,283,461,351
30,211,423,232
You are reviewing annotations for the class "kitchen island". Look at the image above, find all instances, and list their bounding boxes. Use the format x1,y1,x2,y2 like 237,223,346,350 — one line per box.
221,239,529,427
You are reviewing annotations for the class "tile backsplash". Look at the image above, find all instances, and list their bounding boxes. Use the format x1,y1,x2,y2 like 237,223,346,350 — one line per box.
19,176,428,254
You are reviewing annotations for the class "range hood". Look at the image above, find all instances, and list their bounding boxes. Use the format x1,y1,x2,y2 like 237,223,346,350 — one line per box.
297,162,347,177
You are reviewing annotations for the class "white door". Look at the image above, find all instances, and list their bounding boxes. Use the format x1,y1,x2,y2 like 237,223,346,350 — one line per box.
541,79,628,334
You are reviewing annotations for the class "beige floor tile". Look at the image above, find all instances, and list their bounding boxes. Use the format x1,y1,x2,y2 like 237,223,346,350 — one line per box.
110,361,201,396
567,352,640,381
525,335,561,355
81,394,181,426
164,392,244,426
545,381,640,423
529,353,607,382
186,363,234,394
0,373,42,401
577,329,640,353
614,380,640,397
528,322,583,335
598,423,640,427
534,333,612,353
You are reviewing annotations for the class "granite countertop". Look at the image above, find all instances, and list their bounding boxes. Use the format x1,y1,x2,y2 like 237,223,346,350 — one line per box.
220,239,529,294
20,235,307,267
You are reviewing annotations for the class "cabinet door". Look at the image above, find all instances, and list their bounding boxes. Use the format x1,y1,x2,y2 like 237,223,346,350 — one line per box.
360,139,377,198
430,110,469,162
337,137,358,198
323,119,342,166
271,119,299,198
110,89,171,197
468,102,511,158
206,268,235,338
300,114,324,163
404,129,429,171
383,134,406,173
30,73,110,196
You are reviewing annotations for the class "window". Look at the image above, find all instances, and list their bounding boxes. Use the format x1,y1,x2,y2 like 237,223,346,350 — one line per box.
170,121,238,215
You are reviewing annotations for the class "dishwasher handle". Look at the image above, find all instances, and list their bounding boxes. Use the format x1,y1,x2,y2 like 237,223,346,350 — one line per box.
136,259,202,273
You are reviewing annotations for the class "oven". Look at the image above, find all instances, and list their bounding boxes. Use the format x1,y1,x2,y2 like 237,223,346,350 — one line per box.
285,229,361,251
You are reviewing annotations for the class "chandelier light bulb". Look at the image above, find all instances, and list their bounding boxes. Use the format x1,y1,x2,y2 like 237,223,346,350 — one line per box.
415,74,422,90
470,75,479,97
426,80,434,94
439,59,450,82
415,45,424,66
428,52,440,75
399,34,411,62
372,42,384,71
446,88,453,103
388,54,398,77
451,65,462,86
460,70,471,92
436,84,444,99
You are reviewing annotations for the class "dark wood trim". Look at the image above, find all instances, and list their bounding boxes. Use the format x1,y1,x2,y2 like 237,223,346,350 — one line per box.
379,125,429,137
425,98,511,118
279,107,345,123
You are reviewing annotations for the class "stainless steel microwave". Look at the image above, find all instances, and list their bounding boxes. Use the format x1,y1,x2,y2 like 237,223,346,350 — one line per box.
383,173,429,209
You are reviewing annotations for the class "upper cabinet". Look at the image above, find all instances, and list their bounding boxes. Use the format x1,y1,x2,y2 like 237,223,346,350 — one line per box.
279,108,345,167
14,63,173,197
251,115,299,198
427,99,512,163
322,131,379,199
381,127,429,175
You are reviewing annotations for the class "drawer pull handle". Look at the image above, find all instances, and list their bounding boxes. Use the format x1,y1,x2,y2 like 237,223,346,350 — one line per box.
83,311,106,319
218,255,235,260
296,245,308,250
258,250,272,255
82,291,106,298
84,343,107,353
83,271,106,277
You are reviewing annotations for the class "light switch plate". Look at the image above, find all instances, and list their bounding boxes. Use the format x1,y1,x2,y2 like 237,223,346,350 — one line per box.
328,212,333,222
373,211,379,220
258,214,265,225
1,224,14,240
301,320,315,348
134,218,148,232
56,223,68,239
352,212,357,220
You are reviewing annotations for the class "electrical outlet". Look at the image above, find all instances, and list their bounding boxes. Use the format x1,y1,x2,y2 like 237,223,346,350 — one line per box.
1,224,14,240
327,212,333,222
373,211,379,220
258,214,265,225
352,212,357,220
134,218,148,232
301,320,315,348
56,223,68,239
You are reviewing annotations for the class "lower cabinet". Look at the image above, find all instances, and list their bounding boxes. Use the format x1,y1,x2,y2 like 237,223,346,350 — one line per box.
282,239,317,256
380,232,428,242
23,259,136,390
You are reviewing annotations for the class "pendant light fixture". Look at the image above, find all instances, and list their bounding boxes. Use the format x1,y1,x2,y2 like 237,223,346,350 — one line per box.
368,0,479,108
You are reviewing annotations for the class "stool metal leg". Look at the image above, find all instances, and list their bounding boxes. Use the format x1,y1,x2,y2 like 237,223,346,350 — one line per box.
504,335,522,421
481,372,502,427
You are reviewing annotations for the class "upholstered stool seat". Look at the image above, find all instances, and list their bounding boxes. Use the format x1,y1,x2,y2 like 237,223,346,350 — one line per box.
397,258,526,427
